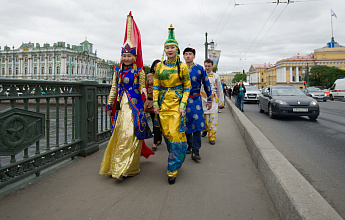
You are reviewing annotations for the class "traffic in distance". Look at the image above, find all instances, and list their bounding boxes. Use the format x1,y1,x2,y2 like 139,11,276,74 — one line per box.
226,77,345,121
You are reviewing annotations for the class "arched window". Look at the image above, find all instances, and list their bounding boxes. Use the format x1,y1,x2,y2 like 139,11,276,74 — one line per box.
24,67,28,75
49,66,52,75
34,67,37,75
8,67,12,75
16,67,19,75
57,66,60,75
41,67,44,74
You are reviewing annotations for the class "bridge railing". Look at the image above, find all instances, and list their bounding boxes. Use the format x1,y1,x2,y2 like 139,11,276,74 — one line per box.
0,79,112,189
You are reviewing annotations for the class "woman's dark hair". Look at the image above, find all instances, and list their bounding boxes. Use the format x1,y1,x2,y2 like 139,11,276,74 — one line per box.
150,59,161,73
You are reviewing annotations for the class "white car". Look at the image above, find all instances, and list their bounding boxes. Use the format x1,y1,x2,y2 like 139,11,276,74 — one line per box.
244,85,261,103
330,78,345,101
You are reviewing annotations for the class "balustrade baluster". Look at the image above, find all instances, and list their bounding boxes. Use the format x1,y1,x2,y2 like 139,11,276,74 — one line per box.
105,95,108,130
76,96,81,139
35,98,41,155
64,97,68,145
100,95,104,132
46,98,50,151
72,97,75,141
23,99,29,159
56,97,59,148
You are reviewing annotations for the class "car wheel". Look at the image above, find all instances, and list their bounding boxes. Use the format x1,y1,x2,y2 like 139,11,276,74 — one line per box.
330,94,334,100
268,104,275,118
308,115,318,121
323,99,326,102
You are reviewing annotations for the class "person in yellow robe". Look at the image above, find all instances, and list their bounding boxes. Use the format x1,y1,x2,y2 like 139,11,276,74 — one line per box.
153,25,191,185
99,12,151,181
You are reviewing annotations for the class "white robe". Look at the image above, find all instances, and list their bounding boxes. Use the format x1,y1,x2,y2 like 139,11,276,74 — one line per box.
201,72,224,114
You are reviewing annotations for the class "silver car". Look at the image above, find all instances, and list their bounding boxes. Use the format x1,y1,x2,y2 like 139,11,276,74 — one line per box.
304,87,327,102
244,85,261,103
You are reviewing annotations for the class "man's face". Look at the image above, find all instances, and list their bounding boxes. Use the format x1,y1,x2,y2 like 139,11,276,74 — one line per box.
204,62,213,73
183,52,195,64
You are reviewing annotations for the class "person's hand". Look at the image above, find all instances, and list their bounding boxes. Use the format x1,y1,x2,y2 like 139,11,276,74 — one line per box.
154,107,160,114
141,88,147,99
179,108,185,117
206,102,212,110
107,110,112,118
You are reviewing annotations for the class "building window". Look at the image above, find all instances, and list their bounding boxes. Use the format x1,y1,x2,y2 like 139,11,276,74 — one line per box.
292,67,295,71
24,67,28,75
34,56,37,62
15,57,19,62
2,68,4,75
16,67,19,75
8,67,12,75
49,55,52,61
292,76,295,82
41,56,44,62
56,66,60,75
57,55,60,62
66,66,69,74
41,67,44,74
9,57,12,62
49,66,52,75
72,67,74,75
34,67,37,75
24,57,28,63
2,57,5,63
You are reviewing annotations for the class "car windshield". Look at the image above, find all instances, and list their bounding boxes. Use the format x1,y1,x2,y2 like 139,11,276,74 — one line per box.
308,87,322,92
246,86,259,91
271,87,305,96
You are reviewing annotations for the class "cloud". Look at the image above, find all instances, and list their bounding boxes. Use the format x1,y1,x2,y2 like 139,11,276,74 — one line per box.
0,0,344,73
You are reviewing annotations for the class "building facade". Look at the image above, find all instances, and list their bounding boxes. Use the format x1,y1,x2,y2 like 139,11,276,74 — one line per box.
0,39,114,83
248,39,345,89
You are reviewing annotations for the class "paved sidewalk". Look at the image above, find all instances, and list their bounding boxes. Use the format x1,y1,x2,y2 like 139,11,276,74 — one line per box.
0,106,278,220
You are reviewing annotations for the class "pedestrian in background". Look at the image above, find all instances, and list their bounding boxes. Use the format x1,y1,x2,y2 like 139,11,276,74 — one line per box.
238,81,246,112
233,82,239,108
144,59,162,151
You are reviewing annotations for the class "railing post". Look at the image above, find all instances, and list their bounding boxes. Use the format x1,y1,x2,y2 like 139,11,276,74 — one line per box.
78,80,99,156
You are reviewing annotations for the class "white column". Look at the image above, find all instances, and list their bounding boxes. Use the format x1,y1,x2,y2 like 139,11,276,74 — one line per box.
290,66,293,82
19,57,23,75
296,66,299,82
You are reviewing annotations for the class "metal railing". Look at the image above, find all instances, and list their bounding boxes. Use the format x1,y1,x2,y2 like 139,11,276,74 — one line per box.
0,78,112,189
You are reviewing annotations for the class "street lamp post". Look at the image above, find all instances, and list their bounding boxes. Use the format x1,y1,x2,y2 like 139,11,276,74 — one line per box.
204,32,215,60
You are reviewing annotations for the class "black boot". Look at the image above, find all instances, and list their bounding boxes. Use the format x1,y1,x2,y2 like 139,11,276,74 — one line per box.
191,151,201,161
201,131,207,137
168,177,176,185
186,145,192,154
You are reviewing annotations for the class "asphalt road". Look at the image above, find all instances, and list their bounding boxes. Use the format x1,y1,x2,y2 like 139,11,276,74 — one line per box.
241,99,345,218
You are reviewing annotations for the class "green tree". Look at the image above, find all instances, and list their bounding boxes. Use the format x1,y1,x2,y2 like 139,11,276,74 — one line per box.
232,73,247,83
309,65,345,88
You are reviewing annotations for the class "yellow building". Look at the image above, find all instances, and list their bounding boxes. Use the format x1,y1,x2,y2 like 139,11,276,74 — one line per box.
219,72,237,87
248,63,274,88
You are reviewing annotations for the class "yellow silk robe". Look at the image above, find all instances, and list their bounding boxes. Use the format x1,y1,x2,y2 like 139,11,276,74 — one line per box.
99,66,145,178
153,60,191,177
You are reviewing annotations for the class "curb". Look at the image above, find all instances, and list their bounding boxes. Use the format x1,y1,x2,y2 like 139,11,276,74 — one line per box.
225,97,343,220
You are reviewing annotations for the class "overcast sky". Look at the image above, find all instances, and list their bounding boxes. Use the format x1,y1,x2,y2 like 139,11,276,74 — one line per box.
0,0,344,73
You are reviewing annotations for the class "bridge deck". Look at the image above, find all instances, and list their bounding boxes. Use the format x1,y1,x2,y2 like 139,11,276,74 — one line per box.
0,105,278,220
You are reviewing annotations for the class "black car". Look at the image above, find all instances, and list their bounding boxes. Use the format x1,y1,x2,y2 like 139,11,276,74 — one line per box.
259,86,319,120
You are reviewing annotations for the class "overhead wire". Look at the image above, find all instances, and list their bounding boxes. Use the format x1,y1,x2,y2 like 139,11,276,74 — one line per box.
213,0,233,38
196,0,207,33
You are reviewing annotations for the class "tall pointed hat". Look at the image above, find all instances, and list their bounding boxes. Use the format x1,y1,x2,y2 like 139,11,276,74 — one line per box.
121,11,143,68
164,24,179,49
